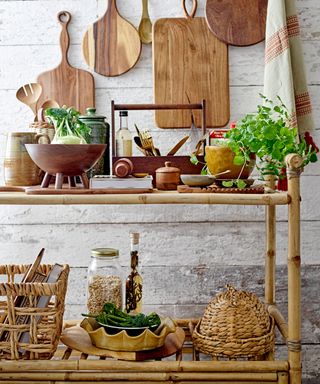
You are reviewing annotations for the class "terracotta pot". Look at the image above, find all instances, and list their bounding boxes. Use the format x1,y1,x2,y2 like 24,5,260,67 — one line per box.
113,158,134,178
205,145,255,179
155,161,180,190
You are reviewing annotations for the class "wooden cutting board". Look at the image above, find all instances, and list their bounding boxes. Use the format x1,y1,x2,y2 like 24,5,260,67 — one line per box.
153,0,229,129
37,11,95,114
205,0,268,46
61,326,185,361
83,0,142,77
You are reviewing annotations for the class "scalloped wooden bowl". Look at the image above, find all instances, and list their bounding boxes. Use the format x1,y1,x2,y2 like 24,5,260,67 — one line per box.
81,317,176,351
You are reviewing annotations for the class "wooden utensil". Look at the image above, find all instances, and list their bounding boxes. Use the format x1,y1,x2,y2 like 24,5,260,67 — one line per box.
167,136,189,156
38,99,60,121
83,0,142,77
205,0,268,46
138,0,152,44
16,83,42,120
37,11,95,114
153,0,229,128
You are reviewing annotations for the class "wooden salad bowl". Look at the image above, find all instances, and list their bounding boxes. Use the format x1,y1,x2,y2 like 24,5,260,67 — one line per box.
25,144,107,189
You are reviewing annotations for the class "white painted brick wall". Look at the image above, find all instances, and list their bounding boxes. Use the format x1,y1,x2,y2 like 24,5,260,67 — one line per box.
0,1,319,360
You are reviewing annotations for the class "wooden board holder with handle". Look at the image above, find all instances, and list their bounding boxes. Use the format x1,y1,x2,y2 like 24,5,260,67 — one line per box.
110,101,207,184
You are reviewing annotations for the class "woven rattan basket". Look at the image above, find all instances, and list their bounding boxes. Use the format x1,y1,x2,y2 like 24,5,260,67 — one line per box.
0,264,69,360
30,122,55,143
192,285,275,359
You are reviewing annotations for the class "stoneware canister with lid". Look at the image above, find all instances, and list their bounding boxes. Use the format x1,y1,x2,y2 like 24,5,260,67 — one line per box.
79,107,110,176
155,161,181,190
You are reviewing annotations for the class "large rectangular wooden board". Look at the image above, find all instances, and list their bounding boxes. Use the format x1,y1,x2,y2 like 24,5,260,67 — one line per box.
153,17,229,128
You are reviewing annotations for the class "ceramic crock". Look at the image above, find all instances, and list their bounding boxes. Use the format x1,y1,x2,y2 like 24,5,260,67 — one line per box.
79,107,110,176
4,132,50,186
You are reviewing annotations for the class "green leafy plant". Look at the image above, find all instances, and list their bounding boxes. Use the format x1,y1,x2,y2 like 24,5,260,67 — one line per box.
82,302,161,328
225,95,318,178
46,106,91,144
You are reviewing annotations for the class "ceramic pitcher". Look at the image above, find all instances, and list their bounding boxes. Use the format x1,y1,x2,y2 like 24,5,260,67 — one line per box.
4,132,50,186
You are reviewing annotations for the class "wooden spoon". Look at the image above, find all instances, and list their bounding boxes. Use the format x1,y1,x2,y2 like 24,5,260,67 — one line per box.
16,83,42,119
138,0,152,44
39,99,60,121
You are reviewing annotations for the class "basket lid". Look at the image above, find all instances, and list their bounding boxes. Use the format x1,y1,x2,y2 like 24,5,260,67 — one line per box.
199,285,271,340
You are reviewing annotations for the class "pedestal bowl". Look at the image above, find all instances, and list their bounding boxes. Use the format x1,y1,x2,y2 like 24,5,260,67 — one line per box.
25,144,107,189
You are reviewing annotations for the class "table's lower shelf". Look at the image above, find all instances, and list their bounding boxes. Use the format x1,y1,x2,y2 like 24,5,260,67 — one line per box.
0,319,290,383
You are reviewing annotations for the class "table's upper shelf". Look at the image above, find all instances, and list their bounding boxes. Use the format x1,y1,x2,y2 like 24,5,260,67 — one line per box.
0,191,290,205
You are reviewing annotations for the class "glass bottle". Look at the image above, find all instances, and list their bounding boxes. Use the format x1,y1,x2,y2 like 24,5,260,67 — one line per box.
116,110,132,157
87,248,123,314
125,233,143,314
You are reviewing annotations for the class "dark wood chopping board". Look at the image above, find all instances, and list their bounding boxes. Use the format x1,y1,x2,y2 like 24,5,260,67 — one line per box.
153,0,229,128
83,0,142,77
205,0,268,46
37,11,95,114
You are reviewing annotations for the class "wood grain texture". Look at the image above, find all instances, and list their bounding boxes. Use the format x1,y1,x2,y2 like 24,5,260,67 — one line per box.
205,0,268,46
37,11,95,114
83,0,141,77
153,17,229,128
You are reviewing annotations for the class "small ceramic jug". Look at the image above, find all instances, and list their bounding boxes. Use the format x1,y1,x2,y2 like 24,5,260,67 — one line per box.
4,132,50,186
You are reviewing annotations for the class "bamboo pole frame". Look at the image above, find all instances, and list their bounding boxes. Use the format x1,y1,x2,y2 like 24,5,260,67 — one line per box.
265,175,276,306
286,154,303,384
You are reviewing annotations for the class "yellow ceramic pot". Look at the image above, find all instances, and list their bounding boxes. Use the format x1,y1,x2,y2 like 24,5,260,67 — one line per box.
205,145,255,179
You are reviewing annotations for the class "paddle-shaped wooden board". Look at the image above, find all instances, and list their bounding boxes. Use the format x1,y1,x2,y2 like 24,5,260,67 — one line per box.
205,0,268,46
37,12,95,114
153,0,229,128
83,0,142,77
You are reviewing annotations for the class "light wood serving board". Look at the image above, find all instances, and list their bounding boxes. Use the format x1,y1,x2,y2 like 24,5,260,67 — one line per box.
61,326,185,361
153,0,229,128
37,11,95,114
205,0,268,46
83,0,142,77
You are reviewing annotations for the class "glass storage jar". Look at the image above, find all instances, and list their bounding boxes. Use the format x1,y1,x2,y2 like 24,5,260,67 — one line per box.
87,248,123,314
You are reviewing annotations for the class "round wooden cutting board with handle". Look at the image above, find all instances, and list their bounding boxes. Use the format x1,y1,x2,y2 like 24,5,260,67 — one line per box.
205,0,268,46
83,0,142,77
37,11,95,114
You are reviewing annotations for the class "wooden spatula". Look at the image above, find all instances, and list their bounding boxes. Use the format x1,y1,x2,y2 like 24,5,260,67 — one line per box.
83,0,142,77
167,136,190,156
37,11,95,114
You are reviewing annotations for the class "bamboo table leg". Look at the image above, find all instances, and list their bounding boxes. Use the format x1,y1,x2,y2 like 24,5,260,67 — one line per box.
265,175,276,306
286,154,303,384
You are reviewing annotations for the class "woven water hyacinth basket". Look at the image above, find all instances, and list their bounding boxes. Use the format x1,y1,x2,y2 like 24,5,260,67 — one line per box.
192,285,275,358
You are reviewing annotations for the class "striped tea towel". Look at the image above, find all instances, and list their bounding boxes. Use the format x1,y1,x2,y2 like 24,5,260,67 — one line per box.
263,0,314,134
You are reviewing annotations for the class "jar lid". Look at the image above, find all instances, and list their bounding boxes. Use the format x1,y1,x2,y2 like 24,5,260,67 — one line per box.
79,107,106,121
91,248,119,257
155,161,180,174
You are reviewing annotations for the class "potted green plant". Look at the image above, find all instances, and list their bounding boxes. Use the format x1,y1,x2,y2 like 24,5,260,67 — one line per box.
224,95,318,182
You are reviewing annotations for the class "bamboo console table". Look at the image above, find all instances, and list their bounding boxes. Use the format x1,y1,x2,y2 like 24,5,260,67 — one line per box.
0,154,303,384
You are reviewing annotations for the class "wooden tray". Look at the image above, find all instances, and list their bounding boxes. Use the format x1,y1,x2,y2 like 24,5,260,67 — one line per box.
177,185,265,194
60,325,185,361
25,187,153,195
